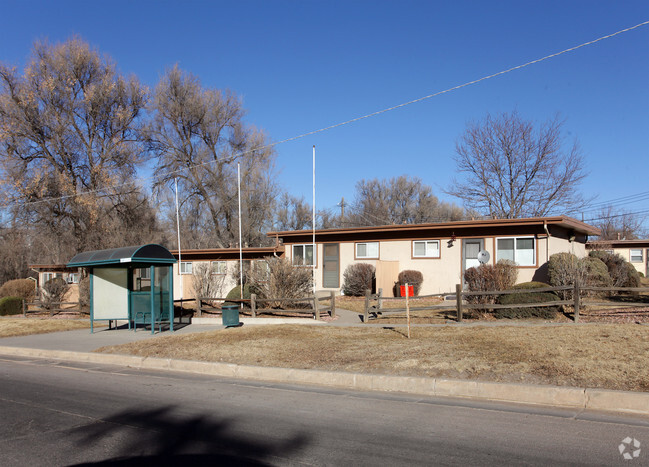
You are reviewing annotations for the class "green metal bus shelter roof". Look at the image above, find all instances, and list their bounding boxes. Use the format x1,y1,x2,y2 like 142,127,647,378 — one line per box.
67,244,177,268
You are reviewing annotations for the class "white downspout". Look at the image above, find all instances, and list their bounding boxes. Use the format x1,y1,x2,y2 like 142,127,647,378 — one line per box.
544,221,550,263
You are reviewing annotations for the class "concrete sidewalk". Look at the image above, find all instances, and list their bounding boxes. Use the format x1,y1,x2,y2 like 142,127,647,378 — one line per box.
1,319,648,417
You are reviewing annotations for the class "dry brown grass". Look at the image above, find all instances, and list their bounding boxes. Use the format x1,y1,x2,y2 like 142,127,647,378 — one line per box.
96,323,649,392
0,318,92,337
337,296,453,324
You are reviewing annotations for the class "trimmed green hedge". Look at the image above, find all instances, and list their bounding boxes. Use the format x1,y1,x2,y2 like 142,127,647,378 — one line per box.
224,284,252,307
496,282,560,319
0,296,23,316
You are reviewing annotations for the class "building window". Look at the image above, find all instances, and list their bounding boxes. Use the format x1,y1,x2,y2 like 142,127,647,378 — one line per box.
66,273,80,284
293,244,315,266
253,260,270,281
413,240,440,258
180,262,193,274
356,242,379,259
630,249,643,263
496,237,535,266
43,273,54,283
211,261,227,275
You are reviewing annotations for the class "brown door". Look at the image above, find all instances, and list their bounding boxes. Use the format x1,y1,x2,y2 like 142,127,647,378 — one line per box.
322,243,339,288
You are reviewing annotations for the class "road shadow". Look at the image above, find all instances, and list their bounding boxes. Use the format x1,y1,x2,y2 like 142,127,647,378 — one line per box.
68,405,308,466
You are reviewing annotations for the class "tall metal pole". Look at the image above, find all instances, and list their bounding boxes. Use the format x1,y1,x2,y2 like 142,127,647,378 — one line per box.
174,178,183,299
238,163,243,300
312,145,316,296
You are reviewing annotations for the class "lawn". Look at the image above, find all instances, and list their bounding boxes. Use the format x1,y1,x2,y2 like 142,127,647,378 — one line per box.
95,323,649,392
336,295,455,324
0,318,92,338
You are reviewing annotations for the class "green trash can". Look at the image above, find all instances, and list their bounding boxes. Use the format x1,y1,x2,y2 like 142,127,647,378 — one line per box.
222,304,241,327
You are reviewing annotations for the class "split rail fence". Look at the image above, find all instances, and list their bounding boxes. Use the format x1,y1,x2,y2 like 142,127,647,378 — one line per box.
364,283,649,323
21,300,86,318
196,291,336,320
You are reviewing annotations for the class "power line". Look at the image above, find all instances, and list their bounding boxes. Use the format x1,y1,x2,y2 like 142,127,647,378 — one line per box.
584,207,649,223
2,20,649,210
578,191,649,213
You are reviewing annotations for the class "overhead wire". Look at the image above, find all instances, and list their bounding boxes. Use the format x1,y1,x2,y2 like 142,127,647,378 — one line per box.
583,207,649,223
1,20,648,210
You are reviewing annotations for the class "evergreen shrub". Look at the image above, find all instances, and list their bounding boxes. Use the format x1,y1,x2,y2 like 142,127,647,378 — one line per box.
0,296,23,316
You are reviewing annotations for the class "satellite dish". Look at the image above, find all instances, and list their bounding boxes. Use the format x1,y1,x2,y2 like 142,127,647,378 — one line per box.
477,250,490,264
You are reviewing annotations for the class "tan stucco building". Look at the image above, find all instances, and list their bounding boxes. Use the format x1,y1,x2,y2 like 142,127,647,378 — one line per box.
169,246,285,300
268,216,600,296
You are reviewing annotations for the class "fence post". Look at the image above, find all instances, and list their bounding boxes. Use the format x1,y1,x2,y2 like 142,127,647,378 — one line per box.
313,295,320,320
22,299,26,317
455,284,463,322
197,298,202,317
330,291,336,318
573,281,580,323
251,293,257,318
364,289,371,323
378,288,383,311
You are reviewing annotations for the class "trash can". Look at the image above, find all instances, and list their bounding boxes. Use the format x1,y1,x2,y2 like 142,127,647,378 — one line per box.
400,285,414,297
222,304,241,327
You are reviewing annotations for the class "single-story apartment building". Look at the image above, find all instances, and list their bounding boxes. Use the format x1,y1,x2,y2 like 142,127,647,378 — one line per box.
169,246,285,299
29,264,81,301
267,216,601,296
586,239,649,277
29,245,285,303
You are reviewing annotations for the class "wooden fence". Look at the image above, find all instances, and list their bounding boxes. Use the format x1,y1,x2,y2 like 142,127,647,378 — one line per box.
196,291,336,320
22,300,86,318
364,283,649,323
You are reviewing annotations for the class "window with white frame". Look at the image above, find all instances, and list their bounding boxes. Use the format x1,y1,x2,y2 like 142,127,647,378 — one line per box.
66,273,80,284
42,272,56,283
211,261,227,275
630,249,643,263
496,237,535,266
253,260,270,281
356,242,379,259
180,262,193,274
413,240,440,258
293,244,315,266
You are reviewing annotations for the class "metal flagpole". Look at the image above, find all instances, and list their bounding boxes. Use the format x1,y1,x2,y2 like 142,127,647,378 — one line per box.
312,145,316,296
238,163,243,300
174,178,183,300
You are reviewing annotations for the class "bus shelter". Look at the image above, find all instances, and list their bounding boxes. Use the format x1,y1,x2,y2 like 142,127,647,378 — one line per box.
67,244,176,334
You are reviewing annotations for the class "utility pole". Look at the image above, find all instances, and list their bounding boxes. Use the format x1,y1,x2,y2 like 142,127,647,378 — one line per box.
339,197,345,222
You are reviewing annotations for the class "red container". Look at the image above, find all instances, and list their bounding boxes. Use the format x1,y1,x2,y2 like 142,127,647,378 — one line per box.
400,285,414,297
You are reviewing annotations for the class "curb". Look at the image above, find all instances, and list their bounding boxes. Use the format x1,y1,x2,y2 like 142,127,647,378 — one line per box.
1,345,647,416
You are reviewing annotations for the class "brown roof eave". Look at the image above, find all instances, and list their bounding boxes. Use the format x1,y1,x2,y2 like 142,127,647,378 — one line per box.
268,216,601,238
169,246,283,256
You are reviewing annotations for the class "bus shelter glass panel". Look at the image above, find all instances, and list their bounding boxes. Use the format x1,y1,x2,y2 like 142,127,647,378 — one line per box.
155,266,172,323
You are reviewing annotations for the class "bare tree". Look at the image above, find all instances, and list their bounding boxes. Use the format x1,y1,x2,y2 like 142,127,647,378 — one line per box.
147,65,278,249
348,175,467,226
589,206,648,240
447,111,588,218
0,225,30,283
192,262,227,300
274,194,312,231
0,38,154,262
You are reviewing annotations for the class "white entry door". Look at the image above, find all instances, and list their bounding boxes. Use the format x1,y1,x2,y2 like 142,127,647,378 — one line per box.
462,239,484,286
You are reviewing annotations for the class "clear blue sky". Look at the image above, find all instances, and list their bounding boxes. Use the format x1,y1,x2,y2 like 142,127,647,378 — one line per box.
1,0,648,226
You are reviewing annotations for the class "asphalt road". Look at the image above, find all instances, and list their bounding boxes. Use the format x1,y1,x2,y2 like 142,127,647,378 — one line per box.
1,355,647,466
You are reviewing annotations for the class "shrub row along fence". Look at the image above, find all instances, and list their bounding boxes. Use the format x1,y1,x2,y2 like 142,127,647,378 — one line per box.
364,284,649,323
196,291,336,320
